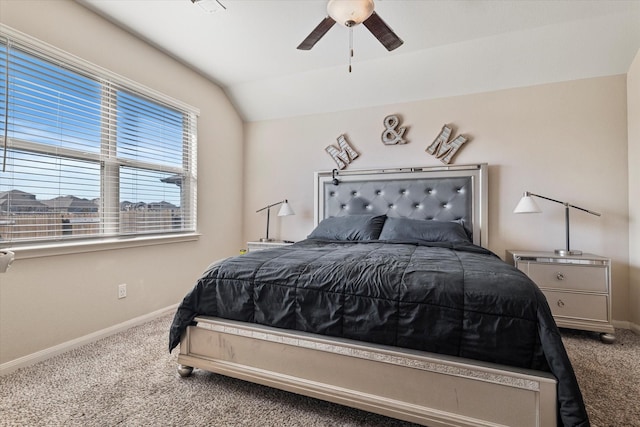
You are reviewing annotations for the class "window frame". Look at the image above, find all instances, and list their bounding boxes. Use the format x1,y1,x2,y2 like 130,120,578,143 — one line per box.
0,25,199,255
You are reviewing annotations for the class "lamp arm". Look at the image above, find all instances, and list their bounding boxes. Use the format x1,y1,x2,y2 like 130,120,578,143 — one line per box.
256,200,286,213
567,204,601,217
526,192,601,216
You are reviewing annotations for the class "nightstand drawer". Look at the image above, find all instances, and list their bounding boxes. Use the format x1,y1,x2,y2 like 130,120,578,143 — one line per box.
524,263,608,292
542,290,608,322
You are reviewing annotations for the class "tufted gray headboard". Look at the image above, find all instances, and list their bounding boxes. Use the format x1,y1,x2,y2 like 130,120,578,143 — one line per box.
314,164,488,247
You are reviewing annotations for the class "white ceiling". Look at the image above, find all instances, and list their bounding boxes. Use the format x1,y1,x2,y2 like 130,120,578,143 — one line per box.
77,0,640,122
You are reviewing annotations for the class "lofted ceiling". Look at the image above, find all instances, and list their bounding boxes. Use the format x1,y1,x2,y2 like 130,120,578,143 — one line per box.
77,0,640,122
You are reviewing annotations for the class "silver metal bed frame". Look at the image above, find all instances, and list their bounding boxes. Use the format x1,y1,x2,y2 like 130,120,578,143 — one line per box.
177,164,558,426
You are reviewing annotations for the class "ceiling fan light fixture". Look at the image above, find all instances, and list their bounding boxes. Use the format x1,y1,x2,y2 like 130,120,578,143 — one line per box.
327,0,375,27
297,0,402,52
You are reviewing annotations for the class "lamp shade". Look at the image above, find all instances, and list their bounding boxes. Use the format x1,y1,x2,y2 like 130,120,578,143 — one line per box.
327,0,374,26
277,201,295,217
513,195,542,214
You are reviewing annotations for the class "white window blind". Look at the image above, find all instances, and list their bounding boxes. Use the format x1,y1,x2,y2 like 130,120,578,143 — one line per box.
0,28,198,245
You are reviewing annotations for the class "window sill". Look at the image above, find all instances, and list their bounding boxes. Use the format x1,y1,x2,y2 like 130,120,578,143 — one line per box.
4,233,201,260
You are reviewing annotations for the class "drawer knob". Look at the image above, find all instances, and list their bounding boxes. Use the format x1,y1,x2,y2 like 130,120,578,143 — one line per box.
557,299,565,308
556,273,565,281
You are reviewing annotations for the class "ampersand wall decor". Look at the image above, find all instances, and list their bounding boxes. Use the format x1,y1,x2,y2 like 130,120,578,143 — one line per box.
324,117,476,169
381,114,408,145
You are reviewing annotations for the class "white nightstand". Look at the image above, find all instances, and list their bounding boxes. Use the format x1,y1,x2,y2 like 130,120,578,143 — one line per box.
246,240,294,252
506,250,615,343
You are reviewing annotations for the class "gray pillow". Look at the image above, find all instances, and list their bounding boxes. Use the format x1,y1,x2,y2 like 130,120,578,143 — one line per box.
307,215,387,241
378,217,471,243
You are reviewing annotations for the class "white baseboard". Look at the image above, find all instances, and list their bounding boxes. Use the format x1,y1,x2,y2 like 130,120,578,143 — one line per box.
0,304,178,376
613,320,640,335
612,320,629,329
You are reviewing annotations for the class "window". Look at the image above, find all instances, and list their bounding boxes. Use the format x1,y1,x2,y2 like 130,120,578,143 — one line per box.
0,27,198,246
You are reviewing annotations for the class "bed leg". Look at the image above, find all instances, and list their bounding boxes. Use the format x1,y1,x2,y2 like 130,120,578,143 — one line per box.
177,364,194,377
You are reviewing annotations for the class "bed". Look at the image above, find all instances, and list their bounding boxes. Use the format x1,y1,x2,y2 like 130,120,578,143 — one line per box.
169,164,589,427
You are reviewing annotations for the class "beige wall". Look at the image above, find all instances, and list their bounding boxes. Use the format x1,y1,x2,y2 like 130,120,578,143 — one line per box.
0,0,636,369
244,76,631,325
628,50,640,330
0,0,244,365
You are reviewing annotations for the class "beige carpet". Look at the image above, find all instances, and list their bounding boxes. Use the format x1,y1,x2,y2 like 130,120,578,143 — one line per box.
0,311,638,426
561,327,640,426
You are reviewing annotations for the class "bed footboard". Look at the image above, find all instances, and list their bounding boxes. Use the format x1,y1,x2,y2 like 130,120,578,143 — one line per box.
177,316,557,427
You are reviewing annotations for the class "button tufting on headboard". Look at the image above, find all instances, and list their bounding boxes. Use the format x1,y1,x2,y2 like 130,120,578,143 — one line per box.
315,164,488,247
323,177,472,224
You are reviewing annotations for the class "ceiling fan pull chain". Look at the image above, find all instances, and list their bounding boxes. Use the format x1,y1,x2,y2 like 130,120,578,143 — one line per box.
348,26,353,73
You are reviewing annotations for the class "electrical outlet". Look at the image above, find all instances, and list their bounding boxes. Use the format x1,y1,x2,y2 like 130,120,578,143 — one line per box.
118,283,127,299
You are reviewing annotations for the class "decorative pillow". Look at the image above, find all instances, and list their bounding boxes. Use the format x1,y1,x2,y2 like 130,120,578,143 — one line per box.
452,218,474,241
307,215,387,241
378,217,471,243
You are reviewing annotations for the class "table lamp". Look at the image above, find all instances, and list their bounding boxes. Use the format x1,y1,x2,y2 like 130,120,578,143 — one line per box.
514,191,600,256
256,199,295,242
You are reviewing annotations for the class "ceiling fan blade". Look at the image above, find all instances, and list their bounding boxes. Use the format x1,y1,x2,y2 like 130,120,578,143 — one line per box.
362,11,403,51
297,17,336,50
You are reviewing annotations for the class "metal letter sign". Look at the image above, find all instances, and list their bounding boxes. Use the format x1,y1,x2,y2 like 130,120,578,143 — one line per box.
426,125,468,164
326,134,359,170
381,115,407,145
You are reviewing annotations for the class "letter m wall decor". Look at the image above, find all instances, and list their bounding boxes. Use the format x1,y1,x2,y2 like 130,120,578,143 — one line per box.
426,125,469,164
326,134,359,170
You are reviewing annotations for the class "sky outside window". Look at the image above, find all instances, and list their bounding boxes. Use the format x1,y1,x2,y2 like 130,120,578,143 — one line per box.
1,44,184,208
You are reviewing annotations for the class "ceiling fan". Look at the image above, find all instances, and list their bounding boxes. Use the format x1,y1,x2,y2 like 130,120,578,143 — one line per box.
297,0,404,52
190,0,226,13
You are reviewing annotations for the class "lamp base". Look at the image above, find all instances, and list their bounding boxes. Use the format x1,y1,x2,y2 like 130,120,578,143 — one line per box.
260,238,274,242
555,249,583,256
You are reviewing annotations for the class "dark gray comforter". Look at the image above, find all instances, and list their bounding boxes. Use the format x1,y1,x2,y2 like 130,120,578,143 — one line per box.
169,239,589,427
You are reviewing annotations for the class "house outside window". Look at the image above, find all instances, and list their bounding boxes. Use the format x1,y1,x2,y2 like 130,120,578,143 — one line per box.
0,27,198,246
